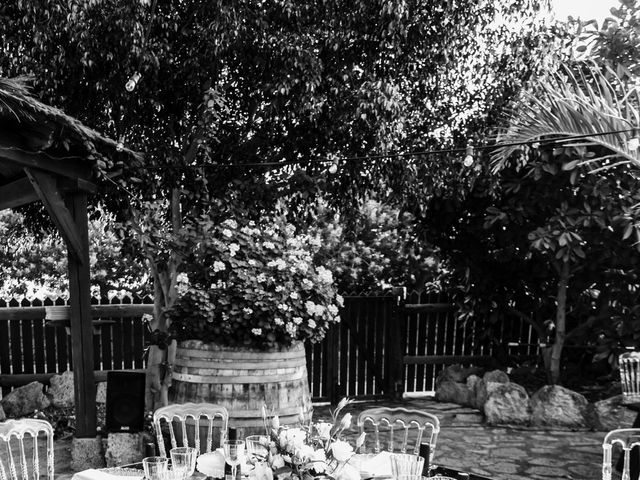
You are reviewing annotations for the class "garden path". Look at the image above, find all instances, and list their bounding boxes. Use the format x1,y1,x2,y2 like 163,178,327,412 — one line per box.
52,398,604,480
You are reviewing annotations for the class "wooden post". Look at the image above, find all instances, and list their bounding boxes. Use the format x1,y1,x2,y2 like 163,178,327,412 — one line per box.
385,291,406,400
66,192,96,437
325,326,339,404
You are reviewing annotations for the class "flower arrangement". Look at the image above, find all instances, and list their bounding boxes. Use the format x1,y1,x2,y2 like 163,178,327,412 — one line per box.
167,215,343,349
259,398,365,480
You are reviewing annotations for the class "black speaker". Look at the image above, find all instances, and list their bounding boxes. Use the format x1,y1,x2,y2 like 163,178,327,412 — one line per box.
105,371,146,433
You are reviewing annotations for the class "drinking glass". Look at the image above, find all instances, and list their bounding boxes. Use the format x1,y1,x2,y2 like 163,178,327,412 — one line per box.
245,435,269,465
143,456,169,480
223,440,245,480
170,447,198,477
390,453,424,478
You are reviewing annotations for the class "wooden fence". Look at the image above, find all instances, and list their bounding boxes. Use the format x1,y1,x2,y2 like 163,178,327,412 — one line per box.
0,293,541,400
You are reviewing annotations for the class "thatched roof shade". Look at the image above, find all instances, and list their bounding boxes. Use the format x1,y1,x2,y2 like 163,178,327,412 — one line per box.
0,77,143,439
0,76,141,208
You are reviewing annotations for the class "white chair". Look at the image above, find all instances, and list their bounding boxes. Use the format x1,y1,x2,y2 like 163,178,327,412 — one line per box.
357,407,440,465
602,428,640,480
153,403,229,457
620,352,640,404
0,419,54,480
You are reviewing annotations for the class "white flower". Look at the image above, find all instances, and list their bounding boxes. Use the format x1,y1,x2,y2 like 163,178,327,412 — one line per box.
316,266,334,284
257,273,267,283
293,316,302,325
274,317,284,326
241,226,253,235
263,241,275,249
248,259,257,266
243,307,254,315
176,273,190,295
277,303,290,312
222,228,233,238
275,285,285,292
336,294,344,307
251,328,262,335
339,413,352,431
330,440,354,462
315,422,333,441
213,261,226,272
308,319,316,329
305,301,317,316
270,454,285,470
355,432,366,450
222,219,238,229
290,291,299,300
302,279,313,289
328,305,339,316
286,323,297,336
222,312,229,321
228,243,240,257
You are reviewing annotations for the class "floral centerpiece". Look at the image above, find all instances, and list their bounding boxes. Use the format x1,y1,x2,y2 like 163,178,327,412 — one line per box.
258,398,365,480
166,215,343,349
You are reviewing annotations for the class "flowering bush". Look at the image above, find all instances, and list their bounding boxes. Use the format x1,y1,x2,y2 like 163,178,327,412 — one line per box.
166,215,343,349
260,398,364,480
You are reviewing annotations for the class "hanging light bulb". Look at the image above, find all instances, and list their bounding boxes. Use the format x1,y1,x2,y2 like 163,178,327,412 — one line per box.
328,161,338,174
116,135,125,152
628,129,640,152
125,72,142,92
463,142,474,167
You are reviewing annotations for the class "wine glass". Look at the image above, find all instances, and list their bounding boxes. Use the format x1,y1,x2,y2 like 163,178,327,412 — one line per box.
170,447,198,478
223,440,245,480
245,435,269,465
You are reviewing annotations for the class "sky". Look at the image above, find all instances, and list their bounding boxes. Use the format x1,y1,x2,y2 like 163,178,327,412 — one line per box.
552,0,620,23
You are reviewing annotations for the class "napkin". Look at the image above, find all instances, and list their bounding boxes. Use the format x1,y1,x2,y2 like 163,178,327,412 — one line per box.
72,469,143,480
352,452,393,478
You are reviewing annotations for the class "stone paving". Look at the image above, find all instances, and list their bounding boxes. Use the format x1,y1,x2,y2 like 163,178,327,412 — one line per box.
52,397,606,480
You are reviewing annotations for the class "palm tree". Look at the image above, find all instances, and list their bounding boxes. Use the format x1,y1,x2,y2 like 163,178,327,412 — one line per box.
491,62,640,174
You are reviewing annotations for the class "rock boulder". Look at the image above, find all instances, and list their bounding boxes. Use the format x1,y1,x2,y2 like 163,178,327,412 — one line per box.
484,382,530,425
435,364,485,387
530,385,589,428
1,381,50,418
593,395,636,431
435,380,473,406
48,370,75,408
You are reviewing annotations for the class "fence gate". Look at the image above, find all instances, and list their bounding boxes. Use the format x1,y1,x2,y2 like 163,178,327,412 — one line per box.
305,293,404,403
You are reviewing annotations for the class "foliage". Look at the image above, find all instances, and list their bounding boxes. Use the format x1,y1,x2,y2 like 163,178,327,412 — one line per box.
310,199,441,294
167,214,343,349
0,206,149,300
424,141,640,382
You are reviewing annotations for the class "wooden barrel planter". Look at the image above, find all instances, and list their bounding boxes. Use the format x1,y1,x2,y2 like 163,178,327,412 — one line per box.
170,340,312,436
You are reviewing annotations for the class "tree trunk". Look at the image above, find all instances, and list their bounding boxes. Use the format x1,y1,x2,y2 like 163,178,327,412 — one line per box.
145,188,182,411
549,260,570,385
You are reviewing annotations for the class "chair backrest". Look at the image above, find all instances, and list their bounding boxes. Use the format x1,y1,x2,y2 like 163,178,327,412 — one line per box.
602,428,640,480
153,403,229,457
0,419,54,480
620,352,640,404
357,407,440,463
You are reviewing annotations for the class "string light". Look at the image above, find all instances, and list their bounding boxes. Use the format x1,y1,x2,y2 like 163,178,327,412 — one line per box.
116,135,125,152
328,162,338,174
463,142,474,167
125,72,142,92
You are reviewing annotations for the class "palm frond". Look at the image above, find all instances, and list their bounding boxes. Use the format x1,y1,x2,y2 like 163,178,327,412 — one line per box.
491,62,640,173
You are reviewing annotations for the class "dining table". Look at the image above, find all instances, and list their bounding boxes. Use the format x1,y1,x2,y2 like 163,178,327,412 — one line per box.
70,456,495,480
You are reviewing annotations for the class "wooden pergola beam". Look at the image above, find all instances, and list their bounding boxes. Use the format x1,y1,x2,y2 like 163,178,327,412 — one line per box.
0,146,92,180
24,168,86,264
0,176,96,210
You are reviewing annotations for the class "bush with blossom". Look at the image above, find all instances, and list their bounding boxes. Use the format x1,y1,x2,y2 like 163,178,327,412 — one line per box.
166,215,343,349
259,398,364,480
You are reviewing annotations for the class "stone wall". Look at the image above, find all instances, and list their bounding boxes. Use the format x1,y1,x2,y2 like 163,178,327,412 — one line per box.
434,364,628,430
